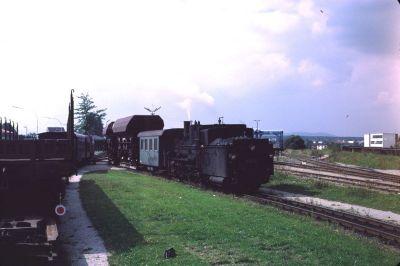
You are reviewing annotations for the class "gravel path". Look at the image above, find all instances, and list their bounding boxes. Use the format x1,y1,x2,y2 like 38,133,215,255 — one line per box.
58,163,111,266
260,187,400,225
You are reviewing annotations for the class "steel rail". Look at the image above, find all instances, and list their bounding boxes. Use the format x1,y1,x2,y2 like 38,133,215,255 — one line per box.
301,158,400,181
279,155,400,182
275,161,400,184
275,166,400,193
244,192,400,246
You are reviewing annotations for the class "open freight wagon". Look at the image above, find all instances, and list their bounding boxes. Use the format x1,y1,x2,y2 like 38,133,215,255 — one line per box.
0,92,76,261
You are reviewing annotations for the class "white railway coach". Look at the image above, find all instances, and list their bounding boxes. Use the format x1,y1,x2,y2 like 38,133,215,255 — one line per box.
138,129,183,170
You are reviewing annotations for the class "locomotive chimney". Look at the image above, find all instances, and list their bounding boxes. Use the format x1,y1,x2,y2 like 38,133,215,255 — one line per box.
184,121,190,139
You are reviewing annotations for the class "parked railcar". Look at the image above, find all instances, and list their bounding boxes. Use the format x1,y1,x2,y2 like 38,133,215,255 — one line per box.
38,132,95,165
137,129,183,171
105,115,164,165
0,92,77,260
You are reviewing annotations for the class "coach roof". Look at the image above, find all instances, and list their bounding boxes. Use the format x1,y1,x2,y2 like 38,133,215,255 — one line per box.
138,128,183,138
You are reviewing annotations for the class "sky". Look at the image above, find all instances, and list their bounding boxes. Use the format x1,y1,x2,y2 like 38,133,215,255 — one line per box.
0,0,399,136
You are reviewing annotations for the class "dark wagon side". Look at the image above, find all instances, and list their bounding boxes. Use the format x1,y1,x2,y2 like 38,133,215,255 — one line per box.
0,91,76,260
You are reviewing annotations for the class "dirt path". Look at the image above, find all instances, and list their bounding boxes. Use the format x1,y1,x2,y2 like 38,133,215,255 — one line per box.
261,187,400,226
58,163,110,266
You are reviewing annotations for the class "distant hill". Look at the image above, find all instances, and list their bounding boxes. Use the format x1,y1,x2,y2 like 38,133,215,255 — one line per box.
285,132,336,137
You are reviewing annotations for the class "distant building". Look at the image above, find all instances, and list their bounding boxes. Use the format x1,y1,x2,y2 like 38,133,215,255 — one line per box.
310,141,327,150
316,144,327,150
47,127,65,132
363,133,398,148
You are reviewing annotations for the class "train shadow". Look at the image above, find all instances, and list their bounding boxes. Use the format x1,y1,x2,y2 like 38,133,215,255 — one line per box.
266,184,319,196
79,179,145,254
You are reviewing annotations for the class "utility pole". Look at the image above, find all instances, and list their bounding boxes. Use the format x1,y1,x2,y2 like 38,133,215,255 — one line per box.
254,119,260,138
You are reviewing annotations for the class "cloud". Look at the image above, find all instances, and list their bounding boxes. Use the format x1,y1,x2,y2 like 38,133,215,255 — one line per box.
326,1,400,55
0,0,399,135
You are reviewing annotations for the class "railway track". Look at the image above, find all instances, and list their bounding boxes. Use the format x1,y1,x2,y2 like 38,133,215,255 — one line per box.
301,158,400,182
275,161,400,193
244,192,400,247
276,159,400,183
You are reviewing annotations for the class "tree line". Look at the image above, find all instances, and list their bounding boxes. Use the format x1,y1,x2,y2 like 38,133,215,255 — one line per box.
74,93,106,136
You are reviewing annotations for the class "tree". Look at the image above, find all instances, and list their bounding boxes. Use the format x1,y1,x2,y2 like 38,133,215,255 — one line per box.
284,135,306,150
75,93,106,135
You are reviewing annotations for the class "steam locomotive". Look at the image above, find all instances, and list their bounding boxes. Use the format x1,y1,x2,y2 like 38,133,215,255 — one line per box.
104,115,274,192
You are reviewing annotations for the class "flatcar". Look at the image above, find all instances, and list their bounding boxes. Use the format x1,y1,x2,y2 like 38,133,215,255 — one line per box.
0,91,94,261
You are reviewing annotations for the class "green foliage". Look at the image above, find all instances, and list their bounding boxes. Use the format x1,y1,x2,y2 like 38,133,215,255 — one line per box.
284,135,306,150
310,149,324,157
80,170,399,265
327,143,340,152
75,93,106,135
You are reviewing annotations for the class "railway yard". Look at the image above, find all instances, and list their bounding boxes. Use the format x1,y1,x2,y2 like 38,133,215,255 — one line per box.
2,147,400,264
1,104,400,265
2,128,400,265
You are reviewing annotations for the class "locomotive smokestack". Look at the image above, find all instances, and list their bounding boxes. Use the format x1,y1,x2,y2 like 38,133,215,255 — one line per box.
184,121,190,138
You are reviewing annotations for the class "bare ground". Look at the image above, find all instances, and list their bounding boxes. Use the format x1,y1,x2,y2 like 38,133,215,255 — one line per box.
58,163,111,266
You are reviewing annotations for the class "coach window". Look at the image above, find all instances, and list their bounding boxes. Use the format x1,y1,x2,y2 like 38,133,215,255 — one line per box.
140,139,144,150
154,138,158,150
149,139,153,150
145,139,148,150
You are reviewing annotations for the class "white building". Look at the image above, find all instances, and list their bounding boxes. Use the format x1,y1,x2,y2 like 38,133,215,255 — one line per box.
363,133,398,148
316,144,327,150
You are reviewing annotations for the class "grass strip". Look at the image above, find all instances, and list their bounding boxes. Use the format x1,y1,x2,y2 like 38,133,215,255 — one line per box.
80,170,400,265
265,171,400,214
329,151,400,170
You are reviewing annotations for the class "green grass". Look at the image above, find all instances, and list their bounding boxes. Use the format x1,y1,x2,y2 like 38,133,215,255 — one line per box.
285,148,400,170
80,170,400,265
265,171,400,213
329,151,400,170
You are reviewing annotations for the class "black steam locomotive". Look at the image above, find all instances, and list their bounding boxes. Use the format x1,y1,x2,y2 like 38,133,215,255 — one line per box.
105,115,274,191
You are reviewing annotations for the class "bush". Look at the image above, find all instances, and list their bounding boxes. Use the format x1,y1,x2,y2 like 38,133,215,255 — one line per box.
284,135,306,150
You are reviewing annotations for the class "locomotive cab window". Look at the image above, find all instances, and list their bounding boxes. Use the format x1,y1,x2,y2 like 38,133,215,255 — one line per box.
145,139,148,150
154,138,158,150
149,139,153,150
141,139,144,150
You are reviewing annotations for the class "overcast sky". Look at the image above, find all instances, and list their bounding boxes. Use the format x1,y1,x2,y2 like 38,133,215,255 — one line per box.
0,0,399,136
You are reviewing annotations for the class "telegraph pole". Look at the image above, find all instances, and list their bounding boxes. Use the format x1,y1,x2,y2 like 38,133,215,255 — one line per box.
254,119,260,138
